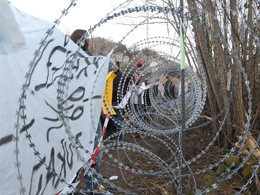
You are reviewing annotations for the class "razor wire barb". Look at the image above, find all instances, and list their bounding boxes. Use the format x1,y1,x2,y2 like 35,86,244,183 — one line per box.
15,0,259,194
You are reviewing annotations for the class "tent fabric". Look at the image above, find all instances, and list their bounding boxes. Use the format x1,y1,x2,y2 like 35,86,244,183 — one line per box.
0,3,110,195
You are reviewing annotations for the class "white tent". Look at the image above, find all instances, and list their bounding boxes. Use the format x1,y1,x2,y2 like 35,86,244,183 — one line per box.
0,1,110,194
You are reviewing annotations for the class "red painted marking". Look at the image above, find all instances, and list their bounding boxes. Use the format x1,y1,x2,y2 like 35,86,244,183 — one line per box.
55,189,63,195
91,161,96,168
57,106,117,194
101,126,107,137
92,146,100,160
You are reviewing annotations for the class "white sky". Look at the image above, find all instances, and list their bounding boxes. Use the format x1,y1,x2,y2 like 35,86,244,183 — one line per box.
10,0,125,39
10,0,181,54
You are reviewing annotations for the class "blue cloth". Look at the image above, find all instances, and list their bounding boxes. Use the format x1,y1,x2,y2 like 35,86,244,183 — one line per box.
83,121,103,190
112,101,125,142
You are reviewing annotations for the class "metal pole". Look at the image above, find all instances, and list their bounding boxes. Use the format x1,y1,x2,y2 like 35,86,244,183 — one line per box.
180,66,186,195
179,0,186,194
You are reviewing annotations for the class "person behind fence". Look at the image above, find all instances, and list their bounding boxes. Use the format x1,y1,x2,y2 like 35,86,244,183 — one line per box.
143,79,156,121
143,80,150,121
70,29,111,194
158,79,165,100
163,75,177,100
163,75,178,111
111,61,125,142
129,72,147,138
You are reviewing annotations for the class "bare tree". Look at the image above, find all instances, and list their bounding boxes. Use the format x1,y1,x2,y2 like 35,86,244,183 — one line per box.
88,37,116,56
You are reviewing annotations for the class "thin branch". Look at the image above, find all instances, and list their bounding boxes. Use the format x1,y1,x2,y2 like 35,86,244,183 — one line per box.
114,21,171,26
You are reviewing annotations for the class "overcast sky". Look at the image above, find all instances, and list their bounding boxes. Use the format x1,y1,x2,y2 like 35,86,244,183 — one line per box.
10,0,141,47
10,0,180,54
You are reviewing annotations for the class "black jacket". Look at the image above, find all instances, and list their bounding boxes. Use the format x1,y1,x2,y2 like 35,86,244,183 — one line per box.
164,79,175,99
112,69,122,102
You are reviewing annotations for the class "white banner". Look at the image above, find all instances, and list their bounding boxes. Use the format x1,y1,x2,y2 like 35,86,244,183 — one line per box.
0,3,109,195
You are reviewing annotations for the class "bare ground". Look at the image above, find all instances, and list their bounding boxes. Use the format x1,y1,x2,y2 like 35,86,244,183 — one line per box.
75,121,258,195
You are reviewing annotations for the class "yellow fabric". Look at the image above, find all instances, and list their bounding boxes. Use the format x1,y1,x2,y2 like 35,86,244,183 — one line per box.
102,71,117,115
94,188,105,192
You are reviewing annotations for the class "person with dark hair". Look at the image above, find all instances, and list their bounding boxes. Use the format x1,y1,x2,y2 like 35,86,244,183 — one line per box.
70,29,91,55
163,75,177,100
112,61,122,104
70,29,110,194
163,75,178,112
111,61,125,142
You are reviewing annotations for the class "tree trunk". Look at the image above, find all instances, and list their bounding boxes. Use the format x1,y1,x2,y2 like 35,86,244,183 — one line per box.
188,0,231,146
230,0,245,138
205,0,233,148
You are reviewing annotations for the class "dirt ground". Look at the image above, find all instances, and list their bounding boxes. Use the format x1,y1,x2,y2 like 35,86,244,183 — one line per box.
73,119,258,195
